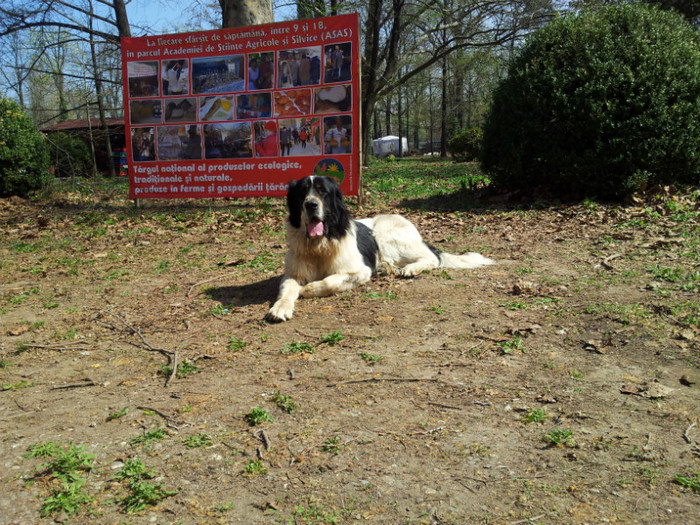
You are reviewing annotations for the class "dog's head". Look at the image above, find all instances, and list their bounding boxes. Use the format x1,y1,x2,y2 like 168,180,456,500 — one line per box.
287,176,350,240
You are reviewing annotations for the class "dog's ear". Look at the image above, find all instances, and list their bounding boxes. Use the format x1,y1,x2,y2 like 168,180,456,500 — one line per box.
324,178,350,239
286,178,303,229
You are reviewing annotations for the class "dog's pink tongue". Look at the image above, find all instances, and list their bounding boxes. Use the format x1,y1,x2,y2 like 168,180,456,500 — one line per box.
307,219,324,237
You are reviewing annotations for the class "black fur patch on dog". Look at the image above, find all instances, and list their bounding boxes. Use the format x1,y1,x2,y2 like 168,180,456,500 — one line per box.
355,220,378,273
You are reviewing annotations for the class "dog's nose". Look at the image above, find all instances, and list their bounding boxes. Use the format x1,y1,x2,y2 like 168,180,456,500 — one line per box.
304,200,319,212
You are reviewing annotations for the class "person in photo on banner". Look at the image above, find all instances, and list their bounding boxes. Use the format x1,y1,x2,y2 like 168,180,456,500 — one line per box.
248,58,260,90
255,120,278,157
324,116,351,154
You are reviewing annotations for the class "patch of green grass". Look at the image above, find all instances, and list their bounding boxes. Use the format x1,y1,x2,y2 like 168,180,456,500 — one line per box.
159,359,201,379
243,459,267,475
282,341,315,355
62,327,78,340
23,442,95,518
674,471,700,493
544,428,576,447
364,290,397,301
154,260,171,274
242,251,280,272
667,300,700,326
320,330,344,346
272,390,297,413
430,304,445,314
499,300,529,310
213,502,235,513
120,479,178,513
113,457,155,482
321,436,342,454
523,408,547,424
163,284,180,294
496,336,524,355
570,369,584,381
360,353,384,365
10,240,39,253
129,428,168,449
107,407,129,421
183,432,213,449
245,407,273,426
228,336,247,351
2,380,34,391
209,303,230,316
9,293,28,305
24,441,62,459
40,478,93,518
291,496,340,524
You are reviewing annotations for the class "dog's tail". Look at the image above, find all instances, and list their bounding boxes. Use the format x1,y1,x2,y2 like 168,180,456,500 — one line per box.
438,251,494,270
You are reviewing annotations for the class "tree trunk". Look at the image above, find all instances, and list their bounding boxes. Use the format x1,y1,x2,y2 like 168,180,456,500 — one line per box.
91,1,115,176
440,55,448,157
397,85,403,157
112,0,131,37
384,101,391,137
220,0,273,28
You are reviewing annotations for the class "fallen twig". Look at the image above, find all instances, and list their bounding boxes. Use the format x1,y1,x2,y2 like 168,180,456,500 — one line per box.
510,515,546,525
408,426,444,436
20,341,90,352
254,429,271,450
684,422,696,444
102,310,178,386
327,377,442,388
137,405,176,421
427,401,461,411
136,405,184,431
601,253,623,270
51,378,96,390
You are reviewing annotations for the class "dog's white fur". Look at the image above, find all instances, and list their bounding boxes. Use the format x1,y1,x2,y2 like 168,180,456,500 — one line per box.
266,176,493,322
358,214,493,277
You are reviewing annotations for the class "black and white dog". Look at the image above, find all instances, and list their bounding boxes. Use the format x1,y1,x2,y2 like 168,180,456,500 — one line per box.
265,175,493,322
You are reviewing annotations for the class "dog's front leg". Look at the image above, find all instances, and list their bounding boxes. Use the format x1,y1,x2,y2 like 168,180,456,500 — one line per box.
265,277,302,322
300,269,371,298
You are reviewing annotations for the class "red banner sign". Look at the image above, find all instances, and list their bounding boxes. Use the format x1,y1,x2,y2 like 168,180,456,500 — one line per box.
120,14,360,199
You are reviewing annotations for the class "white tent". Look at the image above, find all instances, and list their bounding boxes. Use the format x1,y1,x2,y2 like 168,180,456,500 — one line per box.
372,135,408,157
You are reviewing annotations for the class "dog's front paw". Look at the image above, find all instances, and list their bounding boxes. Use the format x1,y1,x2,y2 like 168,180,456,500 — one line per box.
265,301,294,323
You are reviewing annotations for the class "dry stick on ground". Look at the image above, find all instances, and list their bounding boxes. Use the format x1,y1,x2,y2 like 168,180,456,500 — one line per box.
51,377,96,390
103,310,178,386
20,341,90,352
327,377,452,388
136,405,184,430
254,429,271,450
684,422,696,444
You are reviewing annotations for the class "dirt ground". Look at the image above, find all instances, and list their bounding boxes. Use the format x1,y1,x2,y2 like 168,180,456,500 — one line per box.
1,178,699,525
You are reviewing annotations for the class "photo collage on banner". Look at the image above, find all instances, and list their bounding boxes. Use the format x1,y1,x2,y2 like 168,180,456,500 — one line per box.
122,14,360,199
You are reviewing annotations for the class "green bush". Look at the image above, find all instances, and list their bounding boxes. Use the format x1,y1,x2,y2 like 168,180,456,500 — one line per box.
0,97,52,197
481,4,700,198
47,132,93,178
448,128,482,162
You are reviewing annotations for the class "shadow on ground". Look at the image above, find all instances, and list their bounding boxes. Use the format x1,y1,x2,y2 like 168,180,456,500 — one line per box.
204,275,280,308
